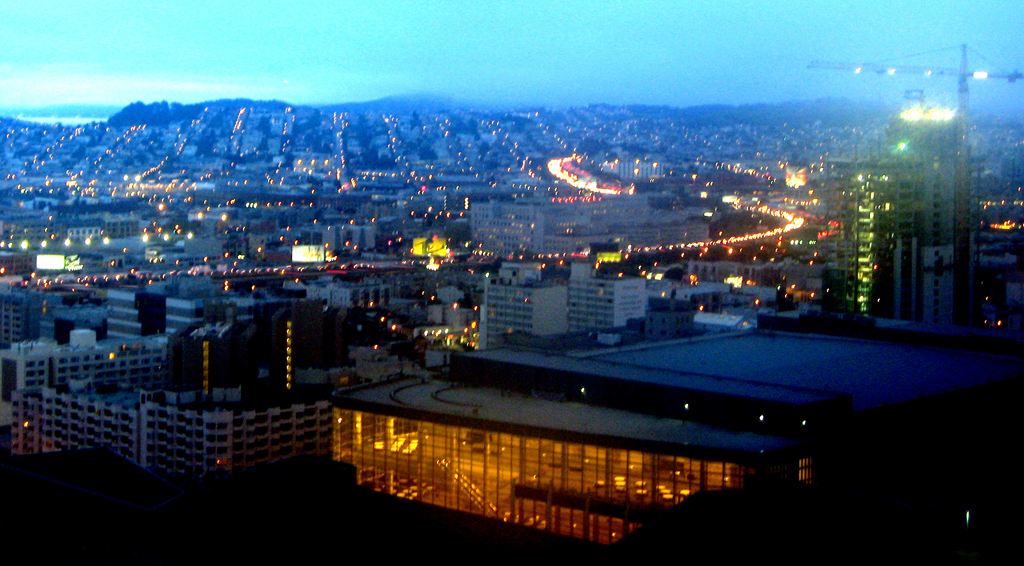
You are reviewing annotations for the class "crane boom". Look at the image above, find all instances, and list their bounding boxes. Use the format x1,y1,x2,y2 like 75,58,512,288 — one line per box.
808,56,1022,83
808,60,959,77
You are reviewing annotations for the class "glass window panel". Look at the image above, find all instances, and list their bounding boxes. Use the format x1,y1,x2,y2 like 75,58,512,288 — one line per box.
332,410,752,544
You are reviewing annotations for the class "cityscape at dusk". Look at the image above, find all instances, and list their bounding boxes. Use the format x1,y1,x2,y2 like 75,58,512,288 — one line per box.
0,1,1022,563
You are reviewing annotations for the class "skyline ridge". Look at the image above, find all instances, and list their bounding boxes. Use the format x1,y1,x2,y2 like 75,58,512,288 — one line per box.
0,96,959,126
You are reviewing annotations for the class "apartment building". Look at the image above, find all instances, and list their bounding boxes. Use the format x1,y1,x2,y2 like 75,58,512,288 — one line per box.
478,263,567,349
12,386,332,476
1,330,169,403
567,262,646,332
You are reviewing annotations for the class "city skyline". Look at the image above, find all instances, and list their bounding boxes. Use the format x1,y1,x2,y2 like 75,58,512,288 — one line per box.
2,1,1023,114
2,21,1022,556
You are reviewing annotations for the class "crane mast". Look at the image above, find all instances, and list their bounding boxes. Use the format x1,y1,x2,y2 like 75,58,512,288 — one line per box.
954,44,972,326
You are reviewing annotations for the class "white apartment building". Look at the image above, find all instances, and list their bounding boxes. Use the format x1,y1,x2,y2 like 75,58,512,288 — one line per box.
106,289,205,339
1,330,169,403
600,158,664,180
12,386,333,477
479,263,567,350
299,278,392,308
567,262,647,332
470,201,551,257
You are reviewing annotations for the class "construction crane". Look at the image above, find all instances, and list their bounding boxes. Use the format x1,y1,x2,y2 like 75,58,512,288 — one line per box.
809,44,1021,122
809,45,1021,326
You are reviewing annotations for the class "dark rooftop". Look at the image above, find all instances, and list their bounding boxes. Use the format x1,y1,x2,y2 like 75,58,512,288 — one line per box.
586,331,1024,410
468,346,840,405
0,447,182,510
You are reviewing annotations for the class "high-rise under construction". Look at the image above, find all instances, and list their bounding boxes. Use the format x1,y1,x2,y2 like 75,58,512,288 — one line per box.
827,107,975,325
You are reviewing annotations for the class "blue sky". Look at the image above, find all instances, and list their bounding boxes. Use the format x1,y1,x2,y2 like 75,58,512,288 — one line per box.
2,0,1022,112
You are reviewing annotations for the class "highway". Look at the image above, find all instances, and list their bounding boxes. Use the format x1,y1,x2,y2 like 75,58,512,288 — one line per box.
545,156,806,257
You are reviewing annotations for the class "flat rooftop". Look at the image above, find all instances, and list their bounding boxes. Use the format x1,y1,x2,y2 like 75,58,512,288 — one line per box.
468,348,839,406
337,378,804,458
585,332,1024,411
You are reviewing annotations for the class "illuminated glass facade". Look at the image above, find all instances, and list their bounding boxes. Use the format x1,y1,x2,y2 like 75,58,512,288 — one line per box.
333,408,752,544
831,173,886,315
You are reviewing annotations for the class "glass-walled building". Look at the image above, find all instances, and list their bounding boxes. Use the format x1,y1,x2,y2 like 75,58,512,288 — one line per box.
332,377,809,544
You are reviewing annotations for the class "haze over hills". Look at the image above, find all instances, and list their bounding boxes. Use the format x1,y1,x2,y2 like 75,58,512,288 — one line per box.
3,95,1017,130
16,97,899,128
0,96,913,127
2,94,1020,206
0,104,124,121
0,95,904,200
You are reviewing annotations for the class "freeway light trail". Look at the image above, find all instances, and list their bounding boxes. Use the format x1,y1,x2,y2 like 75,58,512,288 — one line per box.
633,205,805,253
543,156,805,256
529,203,805,260
547,155,632,195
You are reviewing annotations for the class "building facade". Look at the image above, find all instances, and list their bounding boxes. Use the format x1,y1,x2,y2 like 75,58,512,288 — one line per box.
1,331,169,404
333,346,826,544
479,263,567,350
0,290,44,347
470,198,647,257
12,386,333,476
170,321,258,391
300,278,393,309
269,300,346,389
106,289,206,338
567,262,646,331
334,403,756,544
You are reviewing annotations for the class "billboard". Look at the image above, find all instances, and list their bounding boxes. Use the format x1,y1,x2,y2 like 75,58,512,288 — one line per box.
36,254,65,270
292,245,325,263
590,242,622,263
36,254,83,271
411,236,450,257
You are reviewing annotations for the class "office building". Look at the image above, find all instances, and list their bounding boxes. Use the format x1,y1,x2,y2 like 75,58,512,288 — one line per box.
478,263,567,349
0,252,36,276
170,321,258,391
0,290,44,347
270,300,346,389
106,289,206,339
567,262,646,331
332,342,836,544
645,299,697,340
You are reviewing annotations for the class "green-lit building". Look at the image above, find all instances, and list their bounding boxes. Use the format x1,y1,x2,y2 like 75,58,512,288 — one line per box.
827,108,973,324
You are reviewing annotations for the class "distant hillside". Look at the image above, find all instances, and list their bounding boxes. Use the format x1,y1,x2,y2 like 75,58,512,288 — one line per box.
106,99,291,127
203,98,291,110
320,95,462,115
107,101,204,127
103,96,895,126
621,98,895,128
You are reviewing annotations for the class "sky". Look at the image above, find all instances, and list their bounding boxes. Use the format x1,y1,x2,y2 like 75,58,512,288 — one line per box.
1,0,1022,114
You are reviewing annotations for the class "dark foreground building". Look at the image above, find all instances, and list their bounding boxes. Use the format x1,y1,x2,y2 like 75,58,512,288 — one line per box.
0,449,595,562
332,325,1024,548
